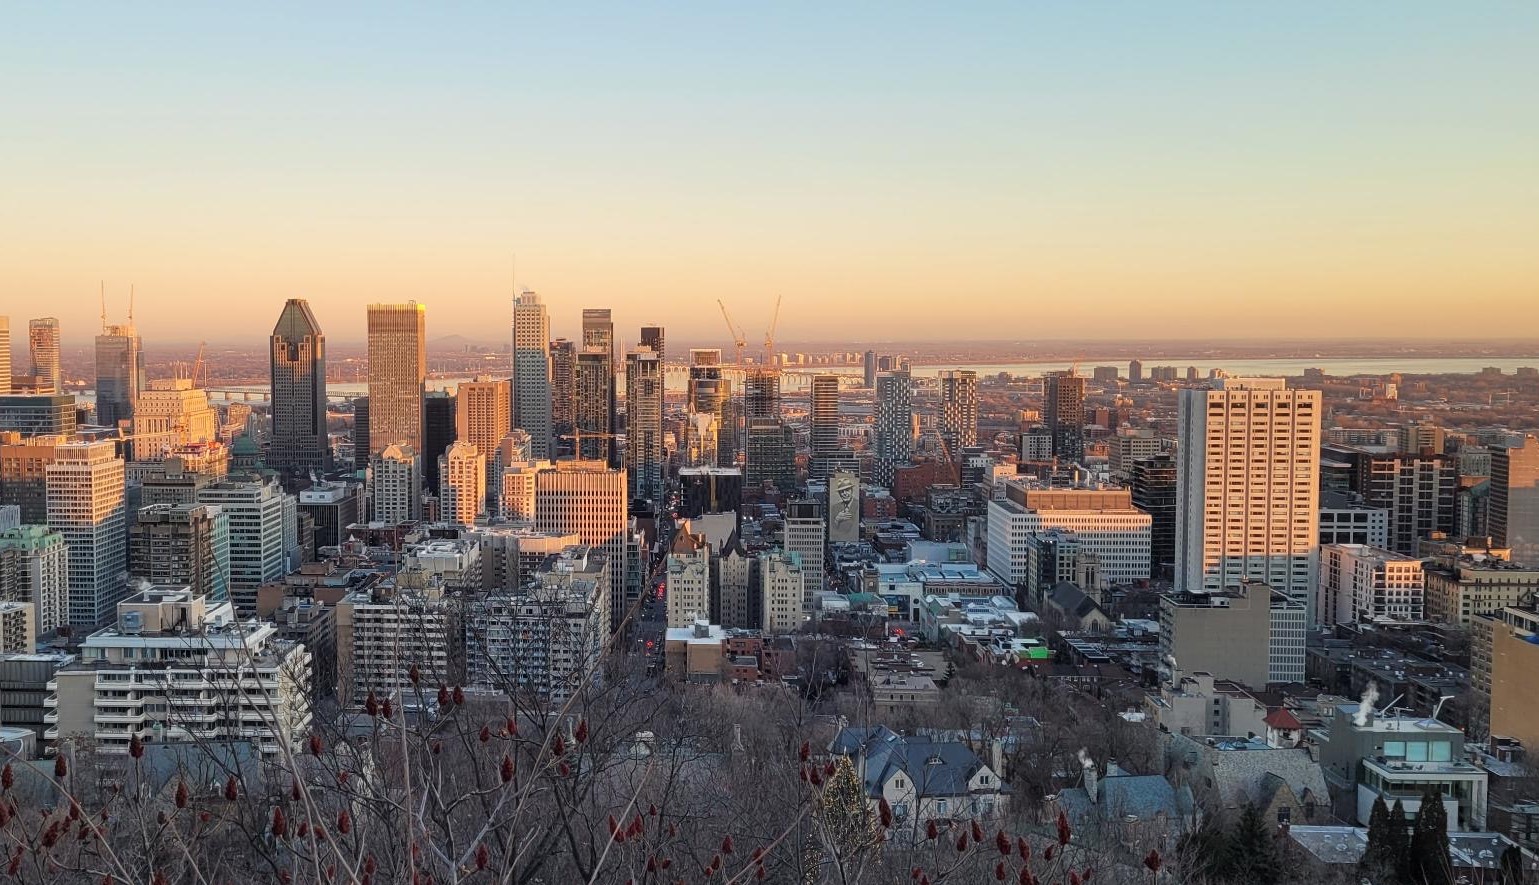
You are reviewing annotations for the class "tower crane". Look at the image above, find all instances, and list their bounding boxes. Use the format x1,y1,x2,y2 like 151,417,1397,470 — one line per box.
763,294,782,367
716,300,747,371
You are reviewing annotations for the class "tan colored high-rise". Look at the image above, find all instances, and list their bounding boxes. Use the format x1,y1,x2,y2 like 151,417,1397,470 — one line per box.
0,317,10,395
366,303,426,456
132,380,218,460
439,441,486,526
1176,378,1321,611
455,377,510,497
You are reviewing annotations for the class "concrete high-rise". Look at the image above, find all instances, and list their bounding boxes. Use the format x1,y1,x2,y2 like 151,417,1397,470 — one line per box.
95,319,144,427
1491,436,1539,565
1045,371,1086,462
626,347,664,503
46,440,127,629
783,500,826,608
1128,360,1143,383
269,299,331,478
438,441,486,525
810,374,841,480
863,351,877,389
196,476,291,613
365,302,426,457
28,319,61,395
938,370,978,450
511,292,553,459
518,459,628,627
550,337,575,441
575,349,615,463
130,502,232,603
369,443,422,524
456,377,509,501
873,370,913,487
1176,378,1321,609
1,434,66,524
0,525,67,639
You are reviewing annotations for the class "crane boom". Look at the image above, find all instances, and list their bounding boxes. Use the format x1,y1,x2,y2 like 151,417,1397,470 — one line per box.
763,294,782,366
716,299,747,368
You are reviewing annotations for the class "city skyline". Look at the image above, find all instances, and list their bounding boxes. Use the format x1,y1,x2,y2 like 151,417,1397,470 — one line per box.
6,5,1538,344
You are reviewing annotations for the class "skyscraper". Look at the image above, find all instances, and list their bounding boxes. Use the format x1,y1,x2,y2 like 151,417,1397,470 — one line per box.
550,337,576,441
874,370,913,487
455,377,509,502
351,397,370,470
744,367,794,495
46,440,127,628
1128,359,1143,384
0,318,9,396
365,302,426,456
938,369,978,450
132,380,217,460
863,351,877,389
95,318,144,427
575,349,615,464
370,443,422,524
626,347,664,503
523,459,628,627
686,349,731,468
1176,378,1321,608
511,292,552,460
0,524,67,638
439,441,486,525
1491,436,1539,565
1045,371,1086,462
810,374,841,480
269,299,331,478
580,309,617,467
28,318,62,395
640,325,665,363
130,502,232,603
422,391,456,494
196,476,292,614
783,499,826,608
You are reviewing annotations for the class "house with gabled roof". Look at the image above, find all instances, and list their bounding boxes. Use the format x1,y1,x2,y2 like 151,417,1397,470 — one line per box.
829,725,1009,837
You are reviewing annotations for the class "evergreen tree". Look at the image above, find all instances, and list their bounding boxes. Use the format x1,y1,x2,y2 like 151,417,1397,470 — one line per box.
1360,795,1396,881
1389,799,1414,882
1220,803,1281,885
817,755,875,864
1409,788,1452,885
1500,844,1526,885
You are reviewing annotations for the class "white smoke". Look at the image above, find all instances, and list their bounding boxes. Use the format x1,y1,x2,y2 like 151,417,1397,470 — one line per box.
1353,683,1381,727
1077,747,1094,770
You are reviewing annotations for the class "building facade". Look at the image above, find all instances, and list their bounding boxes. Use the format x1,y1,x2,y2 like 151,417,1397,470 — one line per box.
46,440,127,629
365,302,427,456
268,299,331,478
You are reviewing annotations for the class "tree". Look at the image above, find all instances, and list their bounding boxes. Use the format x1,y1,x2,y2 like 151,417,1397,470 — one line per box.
1360,795,1396,881
1410,788,1452,885
1389,798,1414,882
1501,844,1527,885
1220,802,1281,885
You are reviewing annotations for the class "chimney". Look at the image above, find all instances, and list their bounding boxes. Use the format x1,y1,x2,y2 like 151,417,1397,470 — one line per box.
991,738,1004,781
1083,760,1098,804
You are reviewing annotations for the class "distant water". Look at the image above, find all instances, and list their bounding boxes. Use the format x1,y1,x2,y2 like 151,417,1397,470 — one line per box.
94,355,1535,403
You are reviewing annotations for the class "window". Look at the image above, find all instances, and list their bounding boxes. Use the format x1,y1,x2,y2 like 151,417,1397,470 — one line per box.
1430,741,1452,762
893,802,909,821
937,799,949,816
1277,807,1292,824
1384,741,1405,759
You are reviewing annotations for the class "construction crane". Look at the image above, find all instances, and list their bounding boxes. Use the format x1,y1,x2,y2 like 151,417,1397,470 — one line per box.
192,342,208,389
716,300,747,370
763,294,782,367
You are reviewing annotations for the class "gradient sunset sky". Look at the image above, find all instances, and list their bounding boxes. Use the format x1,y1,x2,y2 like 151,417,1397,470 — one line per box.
5,4,1537,345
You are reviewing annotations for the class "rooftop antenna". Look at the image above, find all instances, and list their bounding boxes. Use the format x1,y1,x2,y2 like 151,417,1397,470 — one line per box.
128,284,135,326
100,281,107,331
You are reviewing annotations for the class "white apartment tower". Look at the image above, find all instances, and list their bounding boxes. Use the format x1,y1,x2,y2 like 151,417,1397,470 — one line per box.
44,589,312,755
760,550,805,633
29,318,62,394
511,292,553,460
1176,378,1321,609
46,440,127,629
0,525,68,639
783,500,826,608
439,441,487,525
665,528,711,629
1317,544,1425,626
370,443,422,524
626,348,664,503
196,476,290,614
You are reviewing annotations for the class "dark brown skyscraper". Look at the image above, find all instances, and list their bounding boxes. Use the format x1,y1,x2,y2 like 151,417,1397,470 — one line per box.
1045,371,1085,462
269,299,330,477
550,337,576,440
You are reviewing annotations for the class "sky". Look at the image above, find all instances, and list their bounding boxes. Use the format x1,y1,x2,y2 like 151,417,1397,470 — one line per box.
3,3,1538,346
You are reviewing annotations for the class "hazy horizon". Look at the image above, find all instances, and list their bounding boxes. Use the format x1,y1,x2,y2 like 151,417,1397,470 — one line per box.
6,5,1537,343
